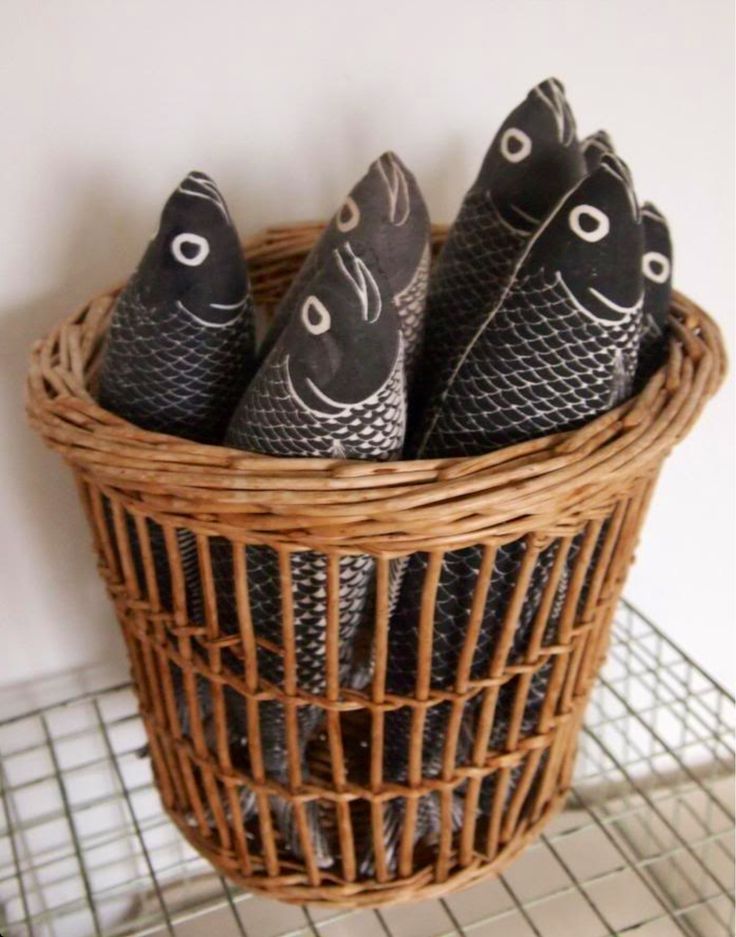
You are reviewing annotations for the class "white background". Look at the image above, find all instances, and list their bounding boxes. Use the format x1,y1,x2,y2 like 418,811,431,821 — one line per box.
1,0,733,697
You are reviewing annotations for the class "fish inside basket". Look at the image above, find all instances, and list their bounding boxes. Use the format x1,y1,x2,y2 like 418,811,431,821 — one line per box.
26,216,725,906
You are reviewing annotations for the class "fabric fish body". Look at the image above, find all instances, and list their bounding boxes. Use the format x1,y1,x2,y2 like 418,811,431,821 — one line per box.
421,153,645,454
97,173,256,753
371,154,645,870
635,202,673,384
224,239,406,865
412,78,586,430
259,152,430,383
99,171,255,441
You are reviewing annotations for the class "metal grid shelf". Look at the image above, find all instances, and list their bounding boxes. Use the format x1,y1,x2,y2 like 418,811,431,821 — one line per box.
0,600,733,937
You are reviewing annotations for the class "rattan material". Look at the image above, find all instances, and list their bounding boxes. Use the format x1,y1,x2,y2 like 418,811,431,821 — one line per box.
25,223,726,908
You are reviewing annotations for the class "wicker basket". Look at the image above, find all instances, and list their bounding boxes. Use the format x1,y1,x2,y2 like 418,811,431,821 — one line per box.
26,223,726,907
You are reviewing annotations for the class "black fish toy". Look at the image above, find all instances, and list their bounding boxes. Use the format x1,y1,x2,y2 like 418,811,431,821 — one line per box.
636,202,673,384
260,151,430,383
99,171,255,441
223,238,407,866
582,129,615,171
372,153,644,871
412,78,586,429
98,172,256,746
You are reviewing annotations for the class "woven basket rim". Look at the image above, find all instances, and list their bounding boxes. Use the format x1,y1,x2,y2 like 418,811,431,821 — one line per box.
26,224,727,551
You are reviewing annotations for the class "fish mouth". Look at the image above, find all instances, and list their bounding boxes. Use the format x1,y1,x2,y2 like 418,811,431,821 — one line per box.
488,190,537,236
283,338,403,418
176,294,249,328
557,272,642,325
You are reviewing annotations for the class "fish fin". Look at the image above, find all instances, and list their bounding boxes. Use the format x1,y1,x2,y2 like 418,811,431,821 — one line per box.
197,783,256,832
360,794,443,877
348,653,374,691
237,785,257,820
272,797,333,869
360,798,406,877
451,787,467,831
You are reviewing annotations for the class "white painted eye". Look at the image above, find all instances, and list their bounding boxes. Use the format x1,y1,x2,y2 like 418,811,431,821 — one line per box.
336,196,360,232
569,204,610,242
643,251,670,284
171,233,210,266
301,295,331,335
500,127,532,163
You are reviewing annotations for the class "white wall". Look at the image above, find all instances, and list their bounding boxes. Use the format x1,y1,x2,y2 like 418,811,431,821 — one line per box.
1,0,733,693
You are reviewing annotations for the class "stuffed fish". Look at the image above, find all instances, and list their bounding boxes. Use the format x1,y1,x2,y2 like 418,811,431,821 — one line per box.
370,153,644,870
99,171,255,440
420,152,644,453
223,238,406,866
98,172,256,752
411,78,586,431
259,151,430,383
635,202,673,384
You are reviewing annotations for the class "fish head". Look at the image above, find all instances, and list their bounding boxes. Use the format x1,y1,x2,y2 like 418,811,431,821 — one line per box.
582,130,616,172
136,172,248,326
476,78,585,233
332,152,430,287
641,202,673,328
281,242,401,416
526,153,644,324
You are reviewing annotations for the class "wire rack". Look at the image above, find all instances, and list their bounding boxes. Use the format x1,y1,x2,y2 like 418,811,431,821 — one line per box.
0,600,733,937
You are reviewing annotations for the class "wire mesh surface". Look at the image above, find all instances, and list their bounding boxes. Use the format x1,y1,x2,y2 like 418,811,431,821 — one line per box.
0,600,733,937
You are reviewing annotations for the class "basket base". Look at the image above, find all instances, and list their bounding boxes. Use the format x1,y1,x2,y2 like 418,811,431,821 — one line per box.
167,787,570,908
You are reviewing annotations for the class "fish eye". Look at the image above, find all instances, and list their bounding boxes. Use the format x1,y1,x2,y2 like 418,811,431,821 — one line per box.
569,204,610,243
171,233,210,266
336,196,360,232
500,127,532,163
301,295,331,335
643,251,671,284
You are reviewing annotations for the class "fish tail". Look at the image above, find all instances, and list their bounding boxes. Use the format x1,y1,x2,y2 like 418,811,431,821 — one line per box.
360,797,406,877
193,781,256,833
360,793,443,877
271,796,333,868
237,784,257,820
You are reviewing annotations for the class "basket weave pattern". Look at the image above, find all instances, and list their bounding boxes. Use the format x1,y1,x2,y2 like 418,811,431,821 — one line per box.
26,224,726,907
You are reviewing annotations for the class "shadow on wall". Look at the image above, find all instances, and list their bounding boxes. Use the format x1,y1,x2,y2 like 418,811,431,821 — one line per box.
0,176,149,684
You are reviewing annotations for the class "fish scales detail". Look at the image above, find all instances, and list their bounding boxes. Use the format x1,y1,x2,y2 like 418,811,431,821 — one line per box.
422,265,643,457
223,238,406,866
371,153,645,870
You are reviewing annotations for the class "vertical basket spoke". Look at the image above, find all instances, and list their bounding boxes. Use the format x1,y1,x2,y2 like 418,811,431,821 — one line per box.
233,542,280,877
325,552,357,881
370,555,391,883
